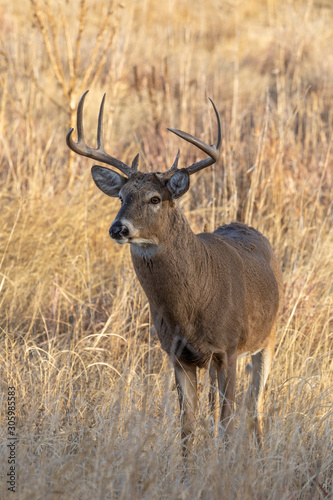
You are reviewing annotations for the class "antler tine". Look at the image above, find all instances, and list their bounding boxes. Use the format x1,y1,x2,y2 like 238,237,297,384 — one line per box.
131,153,140,172
166,98,222,175
66,91,133,178
77,89,87,144
160,149,180,178
66,90,89,152
97,93,106,150
171,149,180,171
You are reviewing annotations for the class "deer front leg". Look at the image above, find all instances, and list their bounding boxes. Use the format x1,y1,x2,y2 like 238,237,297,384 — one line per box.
174,362,198,457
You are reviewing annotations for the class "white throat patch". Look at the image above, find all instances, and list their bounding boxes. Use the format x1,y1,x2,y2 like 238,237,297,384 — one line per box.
130,241,159,259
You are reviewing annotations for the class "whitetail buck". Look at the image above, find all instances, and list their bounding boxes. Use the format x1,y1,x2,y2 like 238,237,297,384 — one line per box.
67,91,283,453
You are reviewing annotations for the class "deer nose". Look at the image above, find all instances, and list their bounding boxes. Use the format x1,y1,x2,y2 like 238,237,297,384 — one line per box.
109,221,130,240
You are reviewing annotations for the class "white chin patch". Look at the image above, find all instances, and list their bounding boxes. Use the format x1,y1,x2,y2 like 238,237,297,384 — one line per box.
114,238,129,245
130,237,157,247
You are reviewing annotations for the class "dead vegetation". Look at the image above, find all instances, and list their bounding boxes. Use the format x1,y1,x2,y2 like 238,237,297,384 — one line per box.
0,0,332,498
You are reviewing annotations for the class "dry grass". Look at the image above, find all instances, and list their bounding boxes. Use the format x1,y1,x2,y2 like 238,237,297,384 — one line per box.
0,0,332,498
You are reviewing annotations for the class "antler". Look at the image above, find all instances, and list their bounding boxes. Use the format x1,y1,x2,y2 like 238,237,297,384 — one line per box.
66,91,137,178
67,92,221,179
165,98,222,176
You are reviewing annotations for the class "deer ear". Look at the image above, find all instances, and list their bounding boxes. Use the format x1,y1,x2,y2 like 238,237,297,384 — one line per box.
91,166,127,197
166,169,190,199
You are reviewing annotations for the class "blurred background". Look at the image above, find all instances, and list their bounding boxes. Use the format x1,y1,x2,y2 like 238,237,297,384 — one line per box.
0,0,332,498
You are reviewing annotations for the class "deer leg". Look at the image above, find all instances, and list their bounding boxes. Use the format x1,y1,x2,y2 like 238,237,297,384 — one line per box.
217,353,237,435
209,363,218,423
246,339,274,447
174,362,198,457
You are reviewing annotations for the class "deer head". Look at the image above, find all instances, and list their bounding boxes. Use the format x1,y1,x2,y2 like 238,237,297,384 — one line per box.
66,91,221,248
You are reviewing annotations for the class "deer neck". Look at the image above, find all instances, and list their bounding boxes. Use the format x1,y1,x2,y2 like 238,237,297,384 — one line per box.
130,207,204,301
129,208,217,356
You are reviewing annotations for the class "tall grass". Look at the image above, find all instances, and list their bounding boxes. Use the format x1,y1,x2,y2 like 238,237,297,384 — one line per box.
0,0,332,498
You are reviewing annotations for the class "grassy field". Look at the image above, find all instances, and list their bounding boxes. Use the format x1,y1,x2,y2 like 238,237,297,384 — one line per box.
0,0,332,498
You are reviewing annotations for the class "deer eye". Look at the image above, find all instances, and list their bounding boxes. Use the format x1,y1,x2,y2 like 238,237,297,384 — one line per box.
150,196,161,204
119,196,123,204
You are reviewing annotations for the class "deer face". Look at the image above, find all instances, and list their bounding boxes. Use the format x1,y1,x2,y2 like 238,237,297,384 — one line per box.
91,167,190,247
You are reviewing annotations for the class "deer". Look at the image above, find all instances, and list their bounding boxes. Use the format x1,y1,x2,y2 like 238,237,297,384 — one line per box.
66,91,283,455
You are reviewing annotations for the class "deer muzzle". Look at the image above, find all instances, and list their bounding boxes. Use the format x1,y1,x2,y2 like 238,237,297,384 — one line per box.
109,221,130,242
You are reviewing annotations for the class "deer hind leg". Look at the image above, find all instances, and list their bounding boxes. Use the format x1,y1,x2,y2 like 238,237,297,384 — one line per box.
174,362,198,457
216,353,237,436
246,339,274,447
208,363,218,428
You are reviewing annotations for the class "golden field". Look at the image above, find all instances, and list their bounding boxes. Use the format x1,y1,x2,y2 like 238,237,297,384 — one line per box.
0,0,332,498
